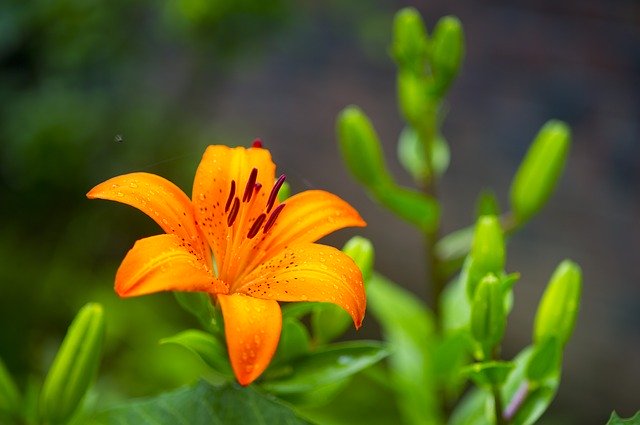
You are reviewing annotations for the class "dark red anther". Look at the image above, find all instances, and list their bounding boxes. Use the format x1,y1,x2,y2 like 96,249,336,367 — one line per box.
264,203,285,233
243,168,258,202
227,197,240,226
247,213,266,239
252,139,263,148
266,174,286,213
225,180,236,212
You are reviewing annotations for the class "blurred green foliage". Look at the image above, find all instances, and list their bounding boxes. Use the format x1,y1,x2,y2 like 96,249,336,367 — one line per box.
0,0,395,408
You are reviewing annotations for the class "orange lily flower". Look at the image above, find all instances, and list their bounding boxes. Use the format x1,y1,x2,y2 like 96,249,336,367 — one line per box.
87,143,366,385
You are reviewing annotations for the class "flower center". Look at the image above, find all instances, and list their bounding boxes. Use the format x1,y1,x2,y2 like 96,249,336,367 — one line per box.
224,168,287,239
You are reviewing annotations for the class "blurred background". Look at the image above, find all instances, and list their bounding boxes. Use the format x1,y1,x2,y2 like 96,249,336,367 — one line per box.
0,0,638,423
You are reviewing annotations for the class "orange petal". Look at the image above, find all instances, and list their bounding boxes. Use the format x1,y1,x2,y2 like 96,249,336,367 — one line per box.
87,172,209,261
192,145,276,271
236,243,366,328
218,294,282,386
258,190,366,262
116,234,227,297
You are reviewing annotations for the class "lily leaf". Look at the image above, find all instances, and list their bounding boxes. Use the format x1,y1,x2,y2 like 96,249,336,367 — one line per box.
270,317,311,368
607,411,640,425
90,380,312,425
160,329,232,377
262,341,388,395
371,183,439,232
368,273,441,425
450,346,561,425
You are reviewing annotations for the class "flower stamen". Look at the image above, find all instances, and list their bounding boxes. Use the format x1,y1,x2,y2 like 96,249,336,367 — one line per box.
247,213,267,239
243,168,258,202
266,174,286,213
227,197,240,226
225,180,236,212
264,203,286,233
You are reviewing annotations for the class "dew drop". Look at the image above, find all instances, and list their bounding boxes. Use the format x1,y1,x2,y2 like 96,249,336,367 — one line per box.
199,193,206,201
116,192,124,197
129,182,138,188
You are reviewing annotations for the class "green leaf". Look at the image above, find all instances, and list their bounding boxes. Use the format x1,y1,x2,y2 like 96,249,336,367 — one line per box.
160,329,232,377
270,317,311,368
398,126,450,183
368,273,441,425
441,260,472,334
0,357,21,418
91,380,312,425
607,411,640,425
281,302,316,320
262,341,388,395
311,303,351,345
299,365,401,424
462,361,514,389
526,337,560,384
502,347,560,425
371,183,439,232
173,292,221,335
450,346,561,425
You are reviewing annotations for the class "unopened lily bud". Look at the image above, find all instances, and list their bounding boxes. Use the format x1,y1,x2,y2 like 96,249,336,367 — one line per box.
337,106,391,188
391,7,429,74
277,181,291,202
526,336,561,384
467,215,505,298
0,357,20,418
471,274,506,360
397,71,429,125
431,16,464,95
510,120,571,224
534,260,582,346
342,236,375,282
40,303,105,424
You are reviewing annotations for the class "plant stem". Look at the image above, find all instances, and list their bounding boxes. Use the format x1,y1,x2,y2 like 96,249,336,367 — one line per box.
492,384,507,425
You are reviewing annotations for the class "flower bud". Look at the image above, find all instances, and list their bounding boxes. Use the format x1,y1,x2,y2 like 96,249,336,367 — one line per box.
467,215,505,298
397,71,429,125
277,181,291,202
0,357,20,418
342,236,375,282
431,16,465,95
510,120,571,224
534,260,582,346
471,274,506,360
391,7,429,74
40,303,105,424
337,106,391,188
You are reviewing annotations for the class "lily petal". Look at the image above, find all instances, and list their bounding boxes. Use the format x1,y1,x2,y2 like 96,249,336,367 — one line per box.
116,234,227,297
218,294,282,386
87,172,209,261
237,243,366,328
192,145,276,269
259,190,366,262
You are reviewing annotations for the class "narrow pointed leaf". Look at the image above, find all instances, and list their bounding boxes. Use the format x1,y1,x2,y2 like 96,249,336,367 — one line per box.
160,329,232,377
262,341,388,395
607,411,640,425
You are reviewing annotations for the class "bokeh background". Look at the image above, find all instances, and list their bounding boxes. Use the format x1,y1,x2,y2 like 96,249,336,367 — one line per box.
1,0,638,423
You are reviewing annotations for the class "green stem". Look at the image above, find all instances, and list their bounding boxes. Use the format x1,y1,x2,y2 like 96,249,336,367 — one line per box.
492,384,507,425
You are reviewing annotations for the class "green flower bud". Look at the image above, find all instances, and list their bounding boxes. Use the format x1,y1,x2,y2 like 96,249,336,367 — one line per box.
534,260,582,346
391,7,429,74
0,357,20,419
397,71,429,125
277,181,291,202
337,106,391,188
431,16,465,95
467,215,505,298
342,236,375,282
40,303,105,424
509,120,571,224
526,336,561,384
471,274,506,360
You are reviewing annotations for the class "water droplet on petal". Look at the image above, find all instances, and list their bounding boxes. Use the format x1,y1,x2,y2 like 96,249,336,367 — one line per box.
129,182,138,188
116,192,124,197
